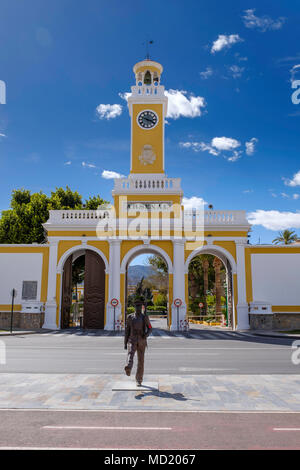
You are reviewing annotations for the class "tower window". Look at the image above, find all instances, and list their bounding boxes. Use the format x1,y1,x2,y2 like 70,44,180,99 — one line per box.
144,71,152,85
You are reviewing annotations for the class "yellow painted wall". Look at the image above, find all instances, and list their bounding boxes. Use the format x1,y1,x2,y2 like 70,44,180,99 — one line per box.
57,241,81,264
131,103,164,174
213,240,237,261
87,241,110,264
244,248,253,303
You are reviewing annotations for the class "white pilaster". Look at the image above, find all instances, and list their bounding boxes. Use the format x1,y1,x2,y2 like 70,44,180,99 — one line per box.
105,239,121,330
236,240,249,330
43,241,59,330
171,239,186,330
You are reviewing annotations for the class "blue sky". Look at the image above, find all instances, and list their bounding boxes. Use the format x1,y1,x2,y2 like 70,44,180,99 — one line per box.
0,0,300,244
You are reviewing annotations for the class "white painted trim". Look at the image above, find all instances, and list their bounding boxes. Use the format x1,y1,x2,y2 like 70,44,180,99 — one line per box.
184,244,237,274
120,243,173,274
56,244,109,274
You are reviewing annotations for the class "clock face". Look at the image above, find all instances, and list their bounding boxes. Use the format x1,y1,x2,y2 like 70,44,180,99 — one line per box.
137,110,158,129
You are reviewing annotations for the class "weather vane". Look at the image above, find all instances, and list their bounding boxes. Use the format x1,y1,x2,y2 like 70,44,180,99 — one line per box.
143,40,154,60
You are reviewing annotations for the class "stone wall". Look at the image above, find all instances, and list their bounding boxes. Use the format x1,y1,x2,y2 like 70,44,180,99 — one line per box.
0,312,45,330
250,313,300,330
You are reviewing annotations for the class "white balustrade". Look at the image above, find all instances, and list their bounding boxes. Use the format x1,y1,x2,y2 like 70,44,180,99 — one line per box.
46,209,111,225
113,176,182,194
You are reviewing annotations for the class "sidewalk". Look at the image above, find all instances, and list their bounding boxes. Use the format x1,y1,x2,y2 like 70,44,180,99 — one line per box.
0,373,300,411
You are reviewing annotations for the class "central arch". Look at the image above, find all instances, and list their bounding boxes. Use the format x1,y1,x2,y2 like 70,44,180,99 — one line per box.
121,244,173,330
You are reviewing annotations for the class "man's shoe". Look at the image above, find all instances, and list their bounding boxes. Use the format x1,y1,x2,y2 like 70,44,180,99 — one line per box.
124,366,131,376
136,381,142,387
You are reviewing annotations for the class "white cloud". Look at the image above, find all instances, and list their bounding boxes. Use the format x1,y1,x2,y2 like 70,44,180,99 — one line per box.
165,89,206,119
293,194,300,200
120,89,206,120
96,103,122,120
283,170,300,187
228,150,243,162
248,210,300,231
82,161,97,169
0,133,6,138
211,137,240,151
200,67,213,79
180,136,243,161
245,137,258,155
242,9,286,32
101,170,125,179
229,65,245,78
211,34,243,54
64,161,72,165
182,196,207,210
179,141,219,156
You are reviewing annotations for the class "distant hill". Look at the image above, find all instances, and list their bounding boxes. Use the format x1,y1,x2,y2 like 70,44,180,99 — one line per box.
127,265,155,285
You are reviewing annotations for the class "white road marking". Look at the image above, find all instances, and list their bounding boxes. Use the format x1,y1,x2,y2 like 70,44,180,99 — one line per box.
273,428,300,431
43,425,172,431
179,367,238,371
1,408,300,414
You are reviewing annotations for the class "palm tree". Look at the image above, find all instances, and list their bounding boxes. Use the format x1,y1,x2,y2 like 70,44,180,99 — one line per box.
272,230,298,245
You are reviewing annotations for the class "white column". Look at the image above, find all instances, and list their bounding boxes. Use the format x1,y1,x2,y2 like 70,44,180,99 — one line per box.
105,239,121,330
171,239,186,330
43,241,59,330
236,240,249,330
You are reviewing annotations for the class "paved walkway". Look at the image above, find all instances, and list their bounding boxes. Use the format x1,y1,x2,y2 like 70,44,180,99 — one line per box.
0,373,300,411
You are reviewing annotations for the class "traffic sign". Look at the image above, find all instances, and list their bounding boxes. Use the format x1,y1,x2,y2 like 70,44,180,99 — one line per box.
199,302,204,308
110,298,119,307
174,298,182,307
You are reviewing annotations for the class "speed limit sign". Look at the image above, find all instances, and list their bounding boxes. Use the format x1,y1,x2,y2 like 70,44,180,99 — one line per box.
174,298,182,307
199,302,204,308
111,298,119,307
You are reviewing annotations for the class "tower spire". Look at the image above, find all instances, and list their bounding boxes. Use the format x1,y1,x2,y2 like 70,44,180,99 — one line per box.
144,40,154,60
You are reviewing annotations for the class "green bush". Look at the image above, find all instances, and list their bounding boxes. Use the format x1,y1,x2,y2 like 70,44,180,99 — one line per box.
127,306,135,314
147,305,167,312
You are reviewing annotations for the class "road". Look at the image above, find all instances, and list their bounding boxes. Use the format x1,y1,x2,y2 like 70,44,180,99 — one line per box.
1,409,300,450
1,321,299,450
0,320,298,375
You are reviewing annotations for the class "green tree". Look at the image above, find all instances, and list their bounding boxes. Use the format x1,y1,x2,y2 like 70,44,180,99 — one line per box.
0,187,109,244
272,230,298,245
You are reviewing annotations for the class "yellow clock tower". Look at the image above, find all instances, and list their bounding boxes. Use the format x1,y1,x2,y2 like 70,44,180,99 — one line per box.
112,58,183,218
128,60,168,175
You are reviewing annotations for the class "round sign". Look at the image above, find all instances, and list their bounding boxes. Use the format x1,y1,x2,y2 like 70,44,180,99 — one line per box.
199,302,204,308
174,298,182,307
110,298,119,307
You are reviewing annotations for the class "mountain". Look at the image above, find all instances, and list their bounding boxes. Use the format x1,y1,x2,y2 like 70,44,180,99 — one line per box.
127,265,155,285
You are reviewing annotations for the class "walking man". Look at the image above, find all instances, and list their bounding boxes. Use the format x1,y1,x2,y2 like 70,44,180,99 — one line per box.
124,301,152,386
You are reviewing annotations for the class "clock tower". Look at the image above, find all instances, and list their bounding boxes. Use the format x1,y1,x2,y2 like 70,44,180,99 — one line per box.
127,59,168,175
112,58,183,219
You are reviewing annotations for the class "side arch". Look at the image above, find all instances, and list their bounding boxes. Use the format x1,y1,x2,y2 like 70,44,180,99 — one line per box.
184,244,237,274
56,244,109,274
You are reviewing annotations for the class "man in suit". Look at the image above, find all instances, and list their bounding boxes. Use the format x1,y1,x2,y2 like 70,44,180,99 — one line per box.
124,301,152,386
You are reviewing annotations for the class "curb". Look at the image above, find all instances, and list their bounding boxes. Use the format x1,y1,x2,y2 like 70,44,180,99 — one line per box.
241,331,300,341
0,329,54,337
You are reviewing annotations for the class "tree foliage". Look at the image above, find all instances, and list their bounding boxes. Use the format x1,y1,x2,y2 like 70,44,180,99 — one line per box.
0,187,108,244
272,230,298,245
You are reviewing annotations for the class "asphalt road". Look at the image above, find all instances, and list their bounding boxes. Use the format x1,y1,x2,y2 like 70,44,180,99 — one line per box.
1,409,300,450
0,321,298,375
